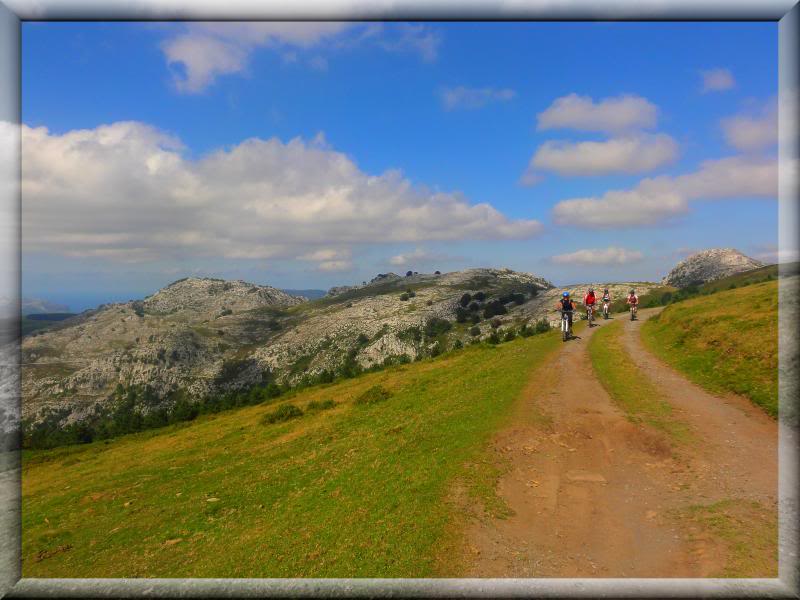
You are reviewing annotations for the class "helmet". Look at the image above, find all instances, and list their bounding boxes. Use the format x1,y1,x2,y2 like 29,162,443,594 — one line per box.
562,291,570,297
604,288,609,293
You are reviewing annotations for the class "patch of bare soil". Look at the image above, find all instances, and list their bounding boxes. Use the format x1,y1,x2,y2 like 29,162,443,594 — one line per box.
457,312,777,578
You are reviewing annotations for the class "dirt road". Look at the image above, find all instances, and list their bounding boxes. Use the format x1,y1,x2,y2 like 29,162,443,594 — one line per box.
460,309,777,577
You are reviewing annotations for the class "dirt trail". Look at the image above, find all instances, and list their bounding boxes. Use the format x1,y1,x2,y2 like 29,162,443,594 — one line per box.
623,308,777,504
460,310,777,577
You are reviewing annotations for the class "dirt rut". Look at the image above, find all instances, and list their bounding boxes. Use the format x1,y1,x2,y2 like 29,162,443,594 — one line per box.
460,312,777,577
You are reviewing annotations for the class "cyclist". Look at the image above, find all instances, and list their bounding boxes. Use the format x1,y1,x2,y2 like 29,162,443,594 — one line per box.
555,291,577,336
626,289,639,319
583,287,597,323
602,288,612,318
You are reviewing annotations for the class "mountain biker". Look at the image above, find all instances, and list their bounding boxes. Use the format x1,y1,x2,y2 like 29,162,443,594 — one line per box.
583,287,597,320
626,289,639,316
555,291,576,332
602,288,611,317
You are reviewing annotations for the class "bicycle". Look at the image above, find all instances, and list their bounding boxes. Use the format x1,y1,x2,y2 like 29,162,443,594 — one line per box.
629,304,638,321
557,309,574,341
602,300,610,319
586,304,596,327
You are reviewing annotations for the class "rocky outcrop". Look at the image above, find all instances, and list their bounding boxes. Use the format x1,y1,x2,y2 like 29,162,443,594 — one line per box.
21,267,660,428
662,249,764,289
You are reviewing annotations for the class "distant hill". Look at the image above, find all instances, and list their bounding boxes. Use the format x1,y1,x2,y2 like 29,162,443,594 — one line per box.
282,289,327,300
662,248,764,288
22,297,71,315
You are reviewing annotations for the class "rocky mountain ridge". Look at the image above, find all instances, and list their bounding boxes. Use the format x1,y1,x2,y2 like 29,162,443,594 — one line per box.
662,248,764,288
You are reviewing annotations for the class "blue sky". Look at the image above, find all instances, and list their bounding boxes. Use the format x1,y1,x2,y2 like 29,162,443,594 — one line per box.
20,22,778,311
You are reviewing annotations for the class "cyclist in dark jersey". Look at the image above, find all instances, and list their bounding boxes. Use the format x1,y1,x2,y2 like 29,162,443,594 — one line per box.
555,291,577,330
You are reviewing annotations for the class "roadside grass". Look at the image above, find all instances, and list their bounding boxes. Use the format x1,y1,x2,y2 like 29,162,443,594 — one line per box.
22,331,561,578
589,321,691,445
669,499,777,577
640,280,778,417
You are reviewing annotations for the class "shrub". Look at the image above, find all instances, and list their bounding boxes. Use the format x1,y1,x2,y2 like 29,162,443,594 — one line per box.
356,333,369,346
487,331,501,345
406,271,413,277
425,317,452,337
426,300,433,306
473,291,486,301
452,339,463,350
355,385,393,405
503,330,516,342
307,399,336,411
406,289,417,298
519,324,532,338
459,293,472,307
399,293,410,301
490,318,502,329
219,308,233,317
468,301,480,312
511,293,525,305
660,292,673,305
455,307,470,323
534,318,551,334
470,313,481,324
262,403,304,424
483,300,507,319
469,326,481,337
434,270,441,275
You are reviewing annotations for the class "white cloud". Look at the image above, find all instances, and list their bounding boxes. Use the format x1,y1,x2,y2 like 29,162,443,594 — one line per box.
20,121,543,263
379,24,441,63
388,247,447,267
317,260,352,272
537,94,658,134
528,134,678,177
552,155,777,229
440,86,516,111
721,100,777,152
162,22,441,93
701,68,736,93
163,22,351,93
551,247,644,265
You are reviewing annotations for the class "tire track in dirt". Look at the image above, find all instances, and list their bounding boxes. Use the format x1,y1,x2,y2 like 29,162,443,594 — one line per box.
622,308,777,505
459,310,777,577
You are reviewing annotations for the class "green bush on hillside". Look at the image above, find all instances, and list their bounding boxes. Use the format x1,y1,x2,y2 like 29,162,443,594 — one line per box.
262,403,304,424
354,385,393,406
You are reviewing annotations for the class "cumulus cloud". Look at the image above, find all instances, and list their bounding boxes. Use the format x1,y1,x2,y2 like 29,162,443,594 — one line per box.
388,247,449,267
537,94,658,134
552,155,777,229
721,100,778,152
527,134,678,177
162,22,441,93
20,121,543,264
701,68,735,93
551,247,644,265
379,24,441,63
163,22,352,93
440,86,516,111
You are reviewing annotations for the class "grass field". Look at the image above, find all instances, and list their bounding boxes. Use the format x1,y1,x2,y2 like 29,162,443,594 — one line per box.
22,331,561,577
641,280,778,417
589,321,691,445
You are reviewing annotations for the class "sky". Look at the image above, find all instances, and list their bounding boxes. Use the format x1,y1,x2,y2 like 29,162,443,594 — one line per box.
18,21,779,311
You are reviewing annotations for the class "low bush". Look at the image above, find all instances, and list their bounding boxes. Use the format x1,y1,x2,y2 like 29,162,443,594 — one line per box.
307,399,336,411
459,293,472,307
490,318,502,329
469,326,481,337
487,331,501,345
503,330,516,342
424,317,452,338
354,385,393,405
262,403,304,424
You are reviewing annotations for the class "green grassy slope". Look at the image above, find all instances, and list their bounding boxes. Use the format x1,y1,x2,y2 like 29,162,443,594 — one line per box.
641,279,778,416
22,332,561,578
